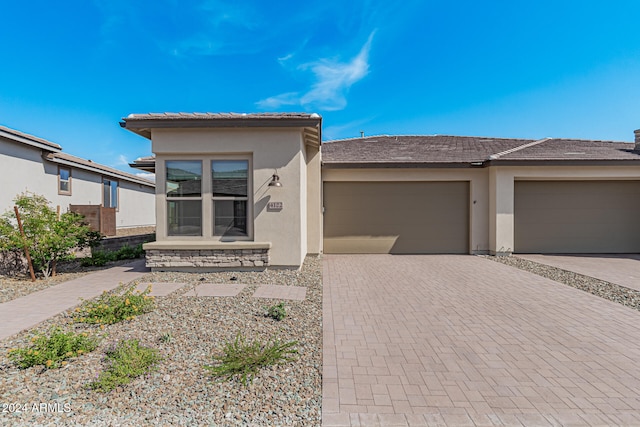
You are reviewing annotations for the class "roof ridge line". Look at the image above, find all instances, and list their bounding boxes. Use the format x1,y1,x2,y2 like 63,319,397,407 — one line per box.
488,138,551,160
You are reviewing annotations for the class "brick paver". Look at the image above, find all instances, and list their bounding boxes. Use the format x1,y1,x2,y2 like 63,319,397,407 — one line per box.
323,255,640,426
0,260,149,340
517,254,640,291
252,284,307,301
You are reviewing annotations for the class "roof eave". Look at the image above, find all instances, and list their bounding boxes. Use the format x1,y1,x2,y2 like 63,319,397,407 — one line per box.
121,116,322,141
45,154,155,187
129,161,156,173
322,161,484,169
487,158,640,166
0,127,62,152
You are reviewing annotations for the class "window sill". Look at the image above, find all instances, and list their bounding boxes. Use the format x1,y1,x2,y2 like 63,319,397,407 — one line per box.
143,240,271,251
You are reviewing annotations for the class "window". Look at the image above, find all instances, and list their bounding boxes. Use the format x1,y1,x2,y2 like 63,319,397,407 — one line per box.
212,160,249,237
103,178,118,209
58,167,71,195
166,160,202,236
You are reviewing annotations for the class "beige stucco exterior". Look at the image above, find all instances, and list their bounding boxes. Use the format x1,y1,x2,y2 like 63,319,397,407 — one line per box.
488,165,640,254
124,114,640,269
1,136,155,229
323,165,640,256
147,127,320,268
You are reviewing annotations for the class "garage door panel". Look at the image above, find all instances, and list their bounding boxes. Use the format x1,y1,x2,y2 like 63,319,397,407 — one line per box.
515,181,640,253
324,181,469,254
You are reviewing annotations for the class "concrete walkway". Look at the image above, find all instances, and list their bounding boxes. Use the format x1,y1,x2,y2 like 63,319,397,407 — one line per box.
323,254,640,426
517,254,640,291
0,260,149,340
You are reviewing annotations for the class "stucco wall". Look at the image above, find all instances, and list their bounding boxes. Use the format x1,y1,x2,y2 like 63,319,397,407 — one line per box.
118,180,155,228
324,164,640,255
151,127,310,267
488,165,640,255
1,139,155,229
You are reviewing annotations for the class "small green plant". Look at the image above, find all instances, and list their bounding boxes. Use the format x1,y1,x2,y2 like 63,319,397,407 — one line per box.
90,339,162,392
159,332,173,343
266,302,287,321
75,284,155,325
7,328,98,369
205,334,298,386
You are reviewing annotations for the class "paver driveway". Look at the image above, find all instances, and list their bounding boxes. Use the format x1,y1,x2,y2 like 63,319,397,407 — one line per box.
322,255,640,426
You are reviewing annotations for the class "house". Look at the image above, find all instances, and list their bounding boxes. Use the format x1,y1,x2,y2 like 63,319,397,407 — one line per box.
122,112,640,270
0,125,155,233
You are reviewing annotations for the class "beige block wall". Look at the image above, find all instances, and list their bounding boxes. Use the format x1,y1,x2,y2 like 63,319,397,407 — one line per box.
151,128,311,267
322,167,491,254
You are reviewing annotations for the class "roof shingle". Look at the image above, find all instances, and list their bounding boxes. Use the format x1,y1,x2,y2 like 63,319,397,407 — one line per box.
322,135,639,167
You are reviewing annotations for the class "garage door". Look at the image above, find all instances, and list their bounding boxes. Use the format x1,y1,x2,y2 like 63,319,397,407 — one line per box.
323,181,469,254
515,181,640,253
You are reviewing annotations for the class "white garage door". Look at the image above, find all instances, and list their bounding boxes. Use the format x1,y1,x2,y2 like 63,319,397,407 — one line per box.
515,181,640,253
323,181,469,254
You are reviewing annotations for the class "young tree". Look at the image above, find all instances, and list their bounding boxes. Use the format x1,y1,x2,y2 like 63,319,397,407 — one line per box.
0,192,101,278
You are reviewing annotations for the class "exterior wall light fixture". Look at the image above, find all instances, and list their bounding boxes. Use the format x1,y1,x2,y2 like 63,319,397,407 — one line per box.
268,170,282,187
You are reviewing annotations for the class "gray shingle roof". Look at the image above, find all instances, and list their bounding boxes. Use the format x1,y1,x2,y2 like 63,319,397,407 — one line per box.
46,152,155,187
322,135,640,167
125,112,320,120
122,112,322,142
499,138,638,161
0,125,62,151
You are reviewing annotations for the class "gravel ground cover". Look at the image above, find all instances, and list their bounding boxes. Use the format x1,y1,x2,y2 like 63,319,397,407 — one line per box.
0,256,322,426
485,255,640,311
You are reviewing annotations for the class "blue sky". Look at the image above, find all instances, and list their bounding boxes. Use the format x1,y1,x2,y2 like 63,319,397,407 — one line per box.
2,1,640,177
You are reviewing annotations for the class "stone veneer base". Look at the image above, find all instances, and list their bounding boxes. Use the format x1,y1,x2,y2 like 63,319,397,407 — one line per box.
145,248,269,269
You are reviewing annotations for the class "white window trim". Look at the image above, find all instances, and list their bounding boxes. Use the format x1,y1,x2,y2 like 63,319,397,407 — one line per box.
58,166,71,195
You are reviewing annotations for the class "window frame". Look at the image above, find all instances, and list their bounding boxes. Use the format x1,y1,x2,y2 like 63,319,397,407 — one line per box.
58,166,72,195
102,177,119,211
161,155,253,241
211,159,250,239
165,160,203,237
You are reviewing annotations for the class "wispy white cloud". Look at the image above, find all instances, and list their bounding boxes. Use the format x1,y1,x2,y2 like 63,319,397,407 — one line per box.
135,172,156,182
257,31,376,111
116,154,129,166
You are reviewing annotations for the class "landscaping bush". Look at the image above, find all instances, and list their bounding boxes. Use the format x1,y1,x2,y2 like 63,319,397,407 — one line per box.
90,339,162,392
7,328,98,369
0,192,101,277
205,334,298,385
81,244,144,267
81,250,114,267
75,284,155,325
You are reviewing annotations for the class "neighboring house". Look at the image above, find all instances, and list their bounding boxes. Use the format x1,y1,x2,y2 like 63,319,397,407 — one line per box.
122,112,640,270
0,125,155,232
